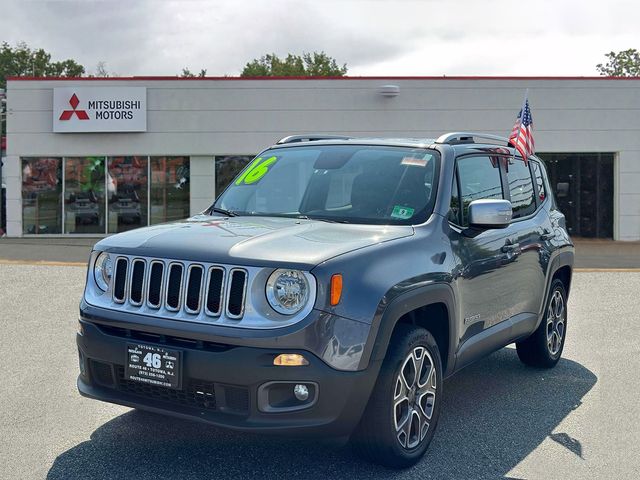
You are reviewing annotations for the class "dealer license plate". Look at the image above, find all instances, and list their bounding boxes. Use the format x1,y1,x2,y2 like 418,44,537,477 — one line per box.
125,343,182,389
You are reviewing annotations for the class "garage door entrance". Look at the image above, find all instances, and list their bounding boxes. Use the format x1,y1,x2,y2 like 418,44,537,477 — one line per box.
538,153,614,239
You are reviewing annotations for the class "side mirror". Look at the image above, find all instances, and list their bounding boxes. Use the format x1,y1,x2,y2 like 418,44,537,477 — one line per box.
468,199,512,229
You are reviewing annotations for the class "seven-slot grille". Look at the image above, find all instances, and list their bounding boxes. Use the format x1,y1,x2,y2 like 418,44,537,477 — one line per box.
112,257,247,320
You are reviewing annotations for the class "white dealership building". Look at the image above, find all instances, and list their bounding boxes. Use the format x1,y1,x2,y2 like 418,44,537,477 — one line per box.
2,76,639,240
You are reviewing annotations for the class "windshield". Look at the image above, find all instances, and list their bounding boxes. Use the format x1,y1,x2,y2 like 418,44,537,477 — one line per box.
213,145,439,225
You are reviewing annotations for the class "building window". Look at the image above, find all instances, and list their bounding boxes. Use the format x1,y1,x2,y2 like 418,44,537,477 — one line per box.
21,157,62,234
215,155,254,197
107,156,148,233
64,157,106,234
150,156,190,224
21,155,191,235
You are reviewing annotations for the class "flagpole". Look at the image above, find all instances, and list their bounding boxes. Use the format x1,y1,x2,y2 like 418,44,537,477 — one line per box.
511,88,529,162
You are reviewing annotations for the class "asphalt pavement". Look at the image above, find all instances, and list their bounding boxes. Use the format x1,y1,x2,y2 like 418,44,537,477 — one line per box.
1,265,639,479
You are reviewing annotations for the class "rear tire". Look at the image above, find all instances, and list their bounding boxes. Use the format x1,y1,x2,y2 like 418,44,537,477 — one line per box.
351,324,443,468
516,278,567,368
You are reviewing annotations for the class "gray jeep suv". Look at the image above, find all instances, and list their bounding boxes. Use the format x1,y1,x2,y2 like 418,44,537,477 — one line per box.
77,132,573,467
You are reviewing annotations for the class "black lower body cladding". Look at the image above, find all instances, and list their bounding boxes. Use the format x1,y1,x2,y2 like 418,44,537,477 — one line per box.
77,319,380,436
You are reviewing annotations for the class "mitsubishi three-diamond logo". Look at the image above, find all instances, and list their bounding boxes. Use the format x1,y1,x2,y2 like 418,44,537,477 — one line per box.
59,93,90,120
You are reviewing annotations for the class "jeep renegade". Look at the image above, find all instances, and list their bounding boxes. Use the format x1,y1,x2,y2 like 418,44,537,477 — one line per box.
77,132,574,467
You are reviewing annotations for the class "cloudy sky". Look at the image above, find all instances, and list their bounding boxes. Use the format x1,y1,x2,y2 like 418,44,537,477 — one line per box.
1,0,639,77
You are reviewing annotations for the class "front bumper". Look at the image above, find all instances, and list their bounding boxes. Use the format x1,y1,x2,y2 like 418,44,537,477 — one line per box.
77,318,379,436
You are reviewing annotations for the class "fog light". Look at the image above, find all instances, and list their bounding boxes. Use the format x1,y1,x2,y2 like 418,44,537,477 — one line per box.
274,353,309,366
294,384,309,401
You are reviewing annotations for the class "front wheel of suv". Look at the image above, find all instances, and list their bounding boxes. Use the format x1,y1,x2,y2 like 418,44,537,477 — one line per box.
516,278,567,368
351,324,443,468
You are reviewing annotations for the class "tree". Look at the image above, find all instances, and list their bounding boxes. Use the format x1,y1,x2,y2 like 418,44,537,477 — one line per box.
180,68,207,78
94,61,110,78
596,49,640,76
240,52,347,77
0,41,85,89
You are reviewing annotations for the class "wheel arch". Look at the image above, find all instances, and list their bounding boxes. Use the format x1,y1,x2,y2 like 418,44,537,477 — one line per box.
535,249,573,331
552,264,572,296
359,282,458,378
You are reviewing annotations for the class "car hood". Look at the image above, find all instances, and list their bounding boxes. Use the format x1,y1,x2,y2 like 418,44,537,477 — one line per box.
94,215,414,269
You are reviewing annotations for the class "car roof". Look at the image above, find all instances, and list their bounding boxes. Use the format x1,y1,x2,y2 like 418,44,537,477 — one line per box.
269,137,437,149
267,136,522,158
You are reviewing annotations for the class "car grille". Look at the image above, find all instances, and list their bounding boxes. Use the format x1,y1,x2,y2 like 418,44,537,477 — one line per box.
112,256,247,320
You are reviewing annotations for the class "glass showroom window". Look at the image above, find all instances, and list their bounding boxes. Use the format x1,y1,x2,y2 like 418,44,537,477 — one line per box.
21,157,63,234
150,156,190,224
64,157,106,234
215,155,254,196
107,156,148,233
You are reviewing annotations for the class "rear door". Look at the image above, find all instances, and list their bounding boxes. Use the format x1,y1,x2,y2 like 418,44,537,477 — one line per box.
500,157,550,318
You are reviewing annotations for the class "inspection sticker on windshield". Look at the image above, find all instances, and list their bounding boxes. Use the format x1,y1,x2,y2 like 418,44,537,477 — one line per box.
391,205,414,219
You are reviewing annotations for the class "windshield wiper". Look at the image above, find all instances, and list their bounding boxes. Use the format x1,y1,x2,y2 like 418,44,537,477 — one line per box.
302,215,349,224
209,207,238,217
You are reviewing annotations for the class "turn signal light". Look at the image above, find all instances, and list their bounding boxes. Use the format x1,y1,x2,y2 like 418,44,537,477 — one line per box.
273,353,309,366
330,274,343,306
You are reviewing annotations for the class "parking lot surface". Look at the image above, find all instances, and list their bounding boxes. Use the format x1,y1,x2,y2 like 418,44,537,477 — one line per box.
1,265,639,479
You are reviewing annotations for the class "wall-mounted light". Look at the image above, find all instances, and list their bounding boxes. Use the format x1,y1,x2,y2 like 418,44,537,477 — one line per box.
378,84,400,97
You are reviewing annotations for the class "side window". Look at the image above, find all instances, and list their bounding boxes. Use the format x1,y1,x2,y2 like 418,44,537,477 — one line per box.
531,161,547,203
448,174,460,224
457,156,503,227
505,158,536,219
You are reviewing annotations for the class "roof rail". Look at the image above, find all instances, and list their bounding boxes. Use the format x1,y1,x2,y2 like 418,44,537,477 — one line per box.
435,132,511,146
276,134,352,145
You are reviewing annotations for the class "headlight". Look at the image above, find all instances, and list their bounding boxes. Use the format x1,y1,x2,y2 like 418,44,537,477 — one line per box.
94,252,113,291
266,269,310,315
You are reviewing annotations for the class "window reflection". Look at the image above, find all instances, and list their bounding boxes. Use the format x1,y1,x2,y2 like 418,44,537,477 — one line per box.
21,155,193,233
215,155,254,196
107,156,148,233
531,161,546,202
505,158,536,219
21,157,62,234
64,157,106,233
150,157,190,224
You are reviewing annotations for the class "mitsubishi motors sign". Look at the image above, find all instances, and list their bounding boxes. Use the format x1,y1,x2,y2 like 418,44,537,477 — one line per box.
53,87,147,133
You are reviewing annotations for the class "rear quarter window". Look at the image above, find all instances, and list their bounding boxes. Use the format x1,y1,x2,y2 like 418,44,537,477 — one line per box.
531,160,547,203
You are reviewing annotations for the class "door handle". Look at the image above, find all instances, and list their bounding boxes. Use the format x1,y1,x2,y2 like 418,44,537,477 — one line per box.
501,241,521,253
540,230,554,241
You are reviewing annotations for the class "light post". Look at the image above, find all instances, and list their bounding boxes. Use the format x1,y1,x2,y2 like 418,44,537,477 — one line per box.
0,88,6,235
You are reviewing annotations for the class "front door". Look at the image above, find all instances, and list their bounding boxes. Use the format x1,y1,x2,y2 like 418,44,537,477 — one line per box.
449,155,519,345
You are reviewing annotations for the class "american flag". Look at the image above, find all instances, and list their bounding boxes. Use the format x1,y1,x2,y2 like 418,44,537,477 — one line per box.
508,97,535,164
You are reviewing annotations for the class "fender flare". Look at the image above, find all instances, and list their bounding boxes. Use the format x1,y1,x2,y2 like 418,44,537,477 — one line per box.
536,248,574,329
357,282,458,378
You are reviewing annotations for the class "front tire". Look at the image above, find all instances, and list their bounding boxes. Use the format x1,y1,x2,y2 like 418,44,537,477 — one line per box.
351,324,443,468
516,278,567,368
